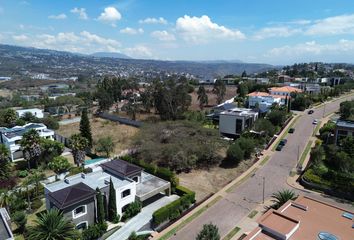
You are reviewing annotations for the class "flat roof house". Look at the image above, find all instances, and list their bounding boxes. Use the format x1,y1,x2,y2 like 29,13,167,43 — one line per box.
334,119,354,144
0,123,54,161
247,91,286,113
0,208,14,240
45,159,171,230
219,107,258,138
16,108,44,119
244,195,354,240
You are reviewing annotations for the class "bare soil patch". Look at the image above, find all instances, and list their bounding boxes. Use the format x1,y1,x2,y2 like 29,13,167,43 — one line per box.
178,159,254,202
57,117,138,155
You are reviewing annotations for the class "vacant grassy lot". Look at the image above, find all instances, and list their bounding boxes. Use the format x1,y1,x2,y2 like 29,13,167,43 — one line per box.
178,159,254,202
57,117,138,156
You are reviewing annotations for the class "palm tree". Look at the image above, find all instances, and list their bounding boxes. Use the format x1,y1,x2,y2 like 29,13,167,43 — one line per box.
27,209,80,240
271,189,297,209
70,134,89,167
28,169,46,197
0,189,12,212
20,129,42,169
0,144,11,180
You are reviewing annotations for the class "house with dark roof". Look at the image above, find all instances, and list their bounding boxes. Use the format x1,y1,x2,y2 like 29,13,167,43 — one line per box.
0,208,14,240
45,159,171,230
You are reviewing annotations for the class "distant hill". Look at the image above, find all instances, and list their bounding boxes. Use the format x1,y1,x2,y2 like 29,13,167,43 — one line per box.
90,52,132,59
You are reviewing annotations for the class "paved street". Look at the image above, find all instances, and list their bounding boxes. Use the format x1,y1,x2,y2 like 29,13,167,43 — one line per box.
168,94,354,240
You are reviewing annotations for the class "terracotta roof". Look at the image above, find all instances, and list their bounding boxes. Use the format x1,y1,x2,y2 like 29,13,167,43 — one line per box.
48,182,95,209
247,91,270,97
269,86,303,93
101,159,142,177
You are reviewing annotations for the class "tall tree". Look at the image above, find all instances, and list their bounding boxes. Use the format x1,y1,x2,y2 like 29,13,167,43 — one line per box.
28,169,46,197
0,189,12,212
80,108,93,148
27,209,80,240
197,85,208,110
196,223,220,240
0,144,11,180
212,80,226,104
241,70,247,78
96,188,105,224
20,129,42,169
48,156,71,176
95,137,115,157
237,83,249,98
69,134,89,167
271,189,297,209
108,178,117,222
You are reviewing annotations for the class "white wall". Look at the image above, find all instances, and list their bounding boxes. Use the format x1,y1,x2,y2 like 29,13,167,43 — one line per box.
115,181,136,216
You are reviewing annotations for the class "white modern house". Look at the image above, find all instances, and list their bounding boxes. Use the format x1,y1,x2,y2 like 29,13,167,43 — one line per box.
0,123,54,161
219,107,259,137
16,108,44,119
247,91,285,113
44,159,171,229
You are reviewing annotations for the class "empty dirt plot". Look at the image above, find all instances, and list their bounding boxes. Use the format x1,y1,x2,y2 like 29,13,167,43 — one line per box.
57,117,138,155
178,159,254,202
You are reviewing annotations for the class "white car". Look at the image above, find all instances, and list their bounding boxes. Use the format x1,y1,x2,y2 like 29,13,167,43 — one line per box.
312,119,318,124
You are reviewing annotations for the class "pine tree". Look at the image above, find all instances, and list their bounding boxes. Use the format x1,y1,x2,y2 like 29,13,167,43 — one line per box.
96,188,105,224
108,178,117,221
196,223,220,240
79,108,93,148
197,86,208,110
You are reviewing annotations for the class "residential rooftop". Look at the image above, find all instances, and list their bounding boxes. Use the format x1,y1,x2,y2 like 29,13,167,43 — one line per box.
220,107,258,116
0,208,13,240
0,123,51,139
269,86,303,93
101,159,142,178
244,195,354,240
336,119,354,128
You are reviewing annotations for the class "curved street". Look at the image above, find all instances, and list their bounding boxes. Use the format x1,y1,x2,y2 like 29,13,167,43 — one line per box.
165,93,354,240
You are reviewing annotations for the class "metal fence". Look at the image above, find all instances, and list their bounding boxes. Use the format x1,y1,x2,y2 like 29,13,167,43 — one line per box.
97,112,143,128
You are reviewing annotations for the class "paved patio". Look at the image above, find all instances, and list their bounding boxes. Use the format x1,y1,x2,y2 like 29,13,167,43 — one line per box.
107,194,179,240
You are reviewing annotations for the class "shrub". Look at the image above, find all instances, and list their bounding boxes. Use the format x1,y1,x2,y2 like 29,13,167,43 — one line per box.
48,156,71,174
31,198,43,210
226,143,244,165
122,201,142,221
67,166,84,176
18,170,28,178
0,176,17,190
12,211,27,233
112,214,120,224
82,223,107,240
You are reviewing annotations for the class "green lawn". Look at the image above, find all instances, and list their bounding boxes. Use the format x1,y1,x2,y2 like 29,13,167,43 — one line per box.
222,226,241,240
298,140,313,167
247,210,258,219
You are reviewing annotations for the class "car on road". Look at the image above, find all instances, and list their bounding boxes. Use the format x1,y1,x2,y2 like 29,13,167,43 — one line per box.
308,109,314,114
313,119,318,124
279,139,288,146
288,128,295,133
276,144,284,151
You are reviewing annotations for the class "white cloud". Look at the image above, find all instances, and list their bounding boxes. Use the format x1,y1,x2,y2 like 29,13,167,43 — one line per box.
12,34,29,42
151,30,175,41
98,7,121,26
139,17,167,25
123,45,153,58
289,19,312,25
120,27,144,35
306,14,354,35
48,13,67,20
254,26,301,40
176,15,245,44
70,7,88,20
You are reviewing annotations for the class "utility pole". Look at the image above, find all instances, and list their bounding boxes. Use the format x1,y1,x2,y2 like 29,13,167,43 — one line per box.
262,177,265,204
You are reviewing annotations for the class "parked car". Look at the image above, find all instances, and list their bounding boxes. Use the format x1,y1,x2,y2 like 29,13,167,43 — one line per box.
308,110,314,114
276,144,284,151
288,128,295,133
279,139,288,146
312,119,318,124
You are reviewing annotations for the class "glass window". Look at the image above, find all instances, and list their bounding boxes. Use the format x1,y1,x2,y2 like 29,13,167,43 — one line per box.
76,222,87,230
236,119,243,134
73,205,86,218
121,189,131,198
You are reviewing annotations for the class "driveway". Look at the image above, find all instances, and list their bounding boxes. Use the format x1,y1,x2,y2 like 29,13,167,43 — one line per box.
107,195,179,240
168,94,354,240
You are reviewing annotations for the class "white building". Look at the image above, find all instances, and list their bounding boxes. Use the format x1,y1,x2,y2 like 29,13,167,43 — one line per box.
0,123,54,161
219,107,258,137
16,108,44,119
247,91,285,113
269,86,303,97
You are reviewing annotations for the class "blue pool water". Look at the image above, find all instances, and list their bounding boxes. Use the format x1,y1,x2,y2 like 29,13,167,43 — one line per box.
85,158,106,165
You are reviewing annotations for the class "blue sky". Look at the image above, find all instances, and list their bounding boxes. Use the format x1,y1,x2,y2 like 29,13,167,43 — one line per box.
1,0,354,64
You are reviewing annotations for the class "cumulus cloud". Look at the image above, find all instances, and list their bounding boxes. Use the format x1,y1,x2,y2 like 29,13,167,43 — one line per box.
306,14,354,35
98,7,121,26
70,7,88,20
48,13,67,20
12,34,29,42
254,26,301,40
151,30,175,41
139,17,167,25
123,45,153,58
120,27,144,35
19,31,120,53
176,15,245,44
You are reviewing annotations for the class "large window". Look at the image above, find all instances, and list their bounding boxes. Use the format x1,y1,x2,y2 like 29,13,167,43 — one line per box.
76,221,87,230
235,119,243,134
72,205,86,219
121,189,131,198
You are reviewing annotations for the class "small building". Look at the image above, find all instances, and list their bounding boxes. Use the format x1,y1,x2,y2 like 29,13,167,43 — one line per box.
247,91,286,113
219,107,258,137
16,108,44,119
207,102,237,121
0,123,54,161
244,195,354,240
0,208,14,240
44,159,171,230
269,86,303,97
334,119,354,144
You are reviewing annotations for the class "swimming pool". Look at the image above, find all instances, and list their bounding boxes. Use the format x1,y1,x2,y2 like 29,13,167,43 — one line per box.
85,158,107,165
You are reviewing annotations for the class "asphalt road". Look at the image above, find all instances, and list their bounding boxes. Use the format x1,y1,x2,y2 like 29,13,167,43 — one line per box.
169,94,354,240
